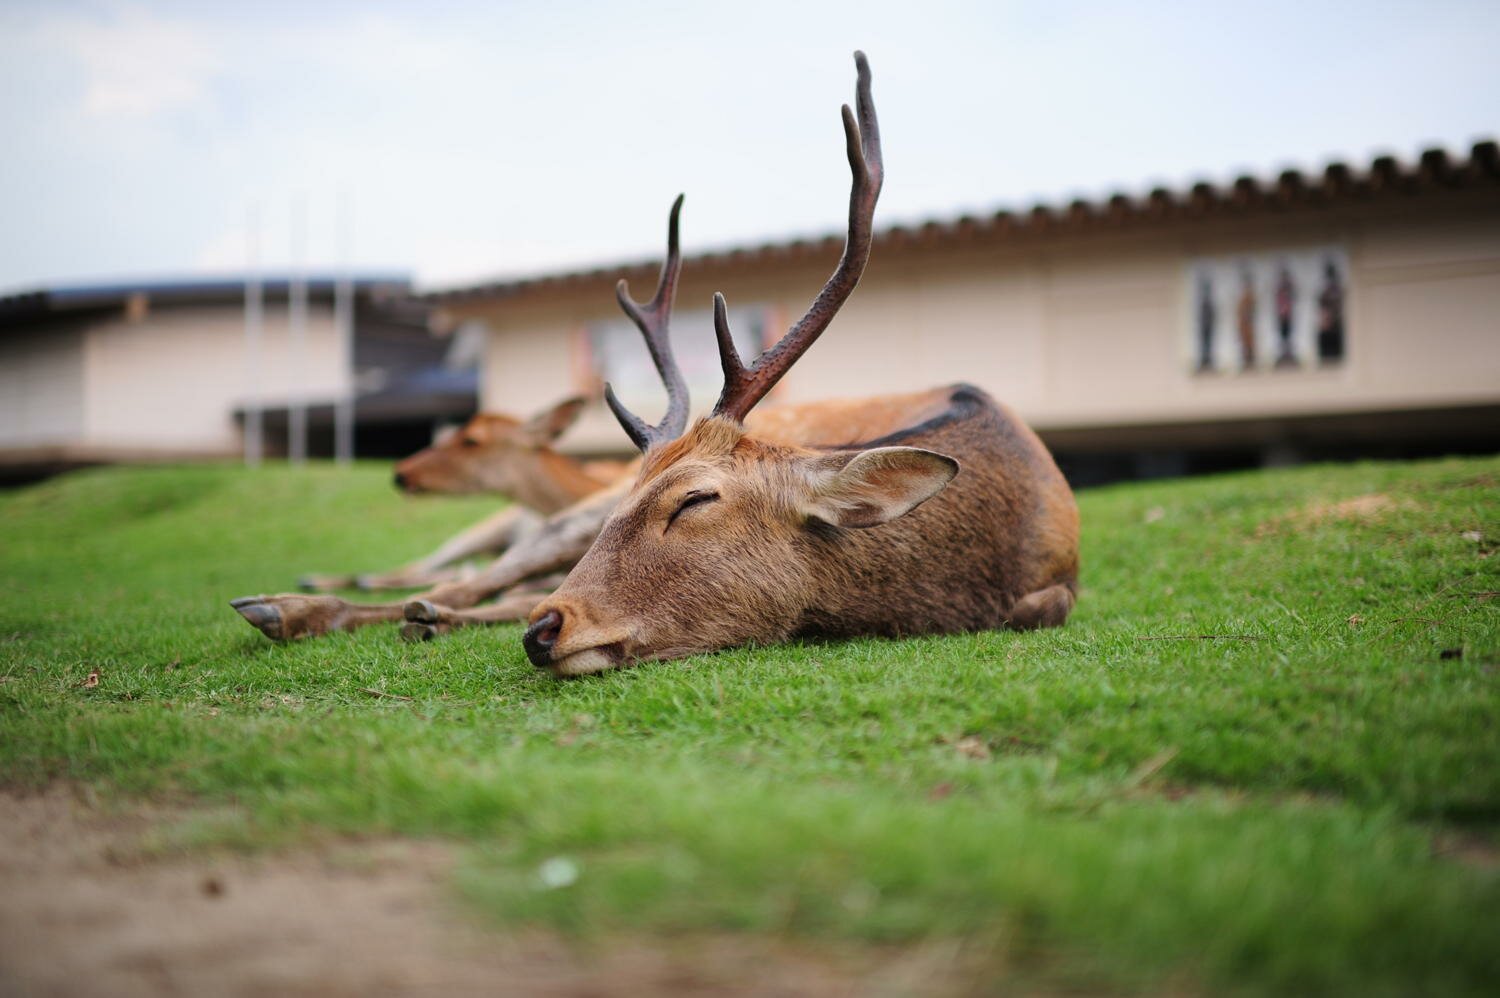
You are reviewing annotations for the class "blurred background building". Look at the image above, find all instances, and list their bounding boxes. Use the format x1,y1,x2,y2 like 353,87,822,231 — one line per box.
0,276,476,482
432,143,1500,484
4,3,1498,487
4,142,1495,488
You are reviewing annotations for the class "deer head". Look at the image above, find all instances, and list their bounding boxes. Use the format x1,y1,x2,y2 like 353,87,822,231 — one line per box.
523,53,961,675
392,397,597,508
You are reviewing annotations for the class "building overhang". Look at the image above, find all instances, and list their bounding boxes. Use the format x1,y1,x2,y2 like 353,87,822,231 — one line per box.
425,141,1500,315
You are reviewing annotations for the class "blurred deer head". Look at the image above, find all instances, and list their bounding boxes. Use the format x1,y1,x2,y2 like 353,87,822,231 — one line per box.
393,397,615,513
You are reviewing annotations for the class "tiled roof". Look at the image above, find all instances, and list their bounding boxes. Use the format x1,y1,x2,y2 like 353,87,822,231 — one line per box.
0,274,411,328
426,140,1499,304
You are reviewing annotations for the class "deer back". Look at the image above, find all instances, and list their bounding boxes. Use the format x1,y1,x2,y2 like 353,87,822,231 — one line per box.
788,384,1078,640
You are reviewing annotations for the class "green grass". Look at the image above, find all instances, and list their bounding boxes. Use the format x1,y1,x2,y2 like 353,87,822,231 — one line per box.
2,456,1497,994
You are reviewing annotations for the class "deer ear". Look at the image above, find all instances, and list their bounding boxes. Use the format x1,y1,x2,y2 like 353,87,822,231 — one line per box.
521,396,588,444
800,447,958,529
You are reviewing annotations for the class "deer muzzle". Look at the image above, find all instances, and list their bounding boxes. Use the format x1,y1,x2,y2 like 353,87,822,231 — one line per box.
522,609,563,668
522,601,633,675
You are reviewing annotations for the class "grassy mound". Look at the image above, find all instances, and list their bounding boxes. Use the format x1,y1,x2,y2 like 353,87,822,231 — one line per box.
2,456,1496,993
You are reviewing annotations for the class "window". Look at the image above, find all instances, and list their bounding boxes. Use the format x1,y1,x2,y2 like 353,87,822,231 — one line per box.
1186,247,1348,374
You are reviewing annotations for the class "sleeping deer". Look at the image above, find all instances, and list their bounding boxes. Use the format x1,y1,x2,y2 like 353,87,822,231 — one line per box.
517,51,1078,674
294,398,630,593
231,52,1077,656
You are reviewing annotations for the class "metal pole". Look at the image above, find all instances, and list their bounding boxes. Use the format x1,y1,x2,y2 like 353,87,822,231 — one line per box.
288,196,308,464
243,203,264,467
334,192,354,465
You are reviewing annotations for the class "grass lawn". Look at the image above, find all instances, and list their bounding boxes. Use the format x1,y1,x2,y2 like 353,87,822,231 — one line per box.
2,455,1497,994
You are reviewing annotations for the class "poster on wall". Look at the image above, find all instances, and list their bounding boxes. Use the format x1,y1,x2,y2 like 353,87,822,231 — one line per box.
1185,247,1349,374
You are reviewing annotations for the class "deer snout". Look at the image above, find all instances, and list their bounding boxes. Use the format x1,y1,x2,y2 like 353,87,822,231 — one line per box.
393,470,410,491
522,600,630,676
523,609,563,667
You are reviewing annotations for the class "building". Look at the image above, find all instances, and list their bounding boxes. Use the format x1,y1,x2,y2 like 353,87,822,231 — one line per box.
429,142,1500,483
0,275,476,481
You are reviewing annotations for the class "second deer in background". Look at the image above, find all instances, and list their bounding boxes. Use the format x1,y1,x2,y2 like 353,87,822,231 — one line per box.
295,398,630,594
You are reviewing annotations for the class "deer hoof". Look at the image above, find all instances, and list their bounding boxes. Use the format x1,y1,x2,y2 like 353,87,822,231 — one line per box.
404,599,441,624
400,621,439,642
231,599,284,641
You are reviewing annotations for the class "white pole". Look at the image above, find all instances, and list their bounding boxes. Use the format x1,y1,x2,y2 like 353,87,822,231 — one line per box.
288,196,308,465
334,191,354,465
243,203,264,467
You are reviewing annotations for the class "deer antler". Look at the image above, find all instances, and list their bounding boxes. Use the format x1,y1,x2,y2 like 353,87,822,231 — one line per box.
605,194,690,451
710,51,883,424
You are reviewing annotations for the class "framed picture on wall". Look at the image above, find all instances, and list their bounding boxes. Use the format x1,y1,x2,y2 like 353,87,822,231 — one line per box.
1185,247,1348,374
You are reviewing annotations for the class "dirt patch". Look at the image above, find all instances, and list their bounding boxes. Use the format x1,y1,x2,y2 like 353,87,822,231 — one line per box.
0,787,995,997
1432,829,1500,871
1256,493,1416,537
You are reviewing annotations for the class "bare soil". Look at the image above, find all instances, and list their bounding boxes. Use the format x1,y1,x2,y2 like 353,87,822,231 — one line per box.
1254,492,1418,537
0,787,991,997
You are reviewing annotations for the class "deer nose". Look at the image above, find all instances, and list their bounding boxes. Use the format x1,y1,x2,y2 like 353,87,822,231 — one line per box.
523,609,564,668
393,470,409,491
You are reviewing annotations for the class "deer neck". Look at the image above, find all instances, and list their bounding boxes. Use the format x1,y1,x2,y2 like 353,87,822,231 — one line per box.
511,450,609,514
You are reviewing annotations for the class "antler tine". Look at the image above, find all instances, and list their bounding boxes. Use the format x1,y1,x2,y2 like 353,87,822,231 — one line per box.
604,194,691,451
711,50,883,424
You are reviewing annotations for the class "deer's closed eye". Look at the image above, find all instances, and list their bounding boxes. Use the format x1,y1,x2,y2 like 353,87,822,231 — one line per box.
668,491,719,527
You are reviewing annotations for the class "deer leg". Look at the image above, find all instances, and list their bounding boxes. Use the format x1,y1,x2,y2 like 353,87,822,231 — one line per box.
232,486,622,642
354,506,544,590
295,572,361,593
298,565,476,592
297,506,543,592
229,593,412,640
409,484,622,611
399,576,563,642
1006,584,1076,631
358,564,472,591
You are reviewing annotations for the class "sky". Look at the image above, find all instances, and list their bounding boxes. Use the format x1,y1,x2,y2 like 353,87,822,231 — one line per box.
1,0,1495,295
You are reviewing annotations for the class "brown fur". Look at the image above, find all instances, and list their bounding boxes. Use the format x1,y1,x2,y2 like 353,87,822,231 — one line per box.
393,400,627,511
741,388,957,447
528,384,1079,673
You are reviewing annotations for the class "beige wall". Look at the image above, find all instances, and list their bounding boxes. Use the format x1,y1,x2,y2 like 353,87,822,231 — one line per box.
1,302,348,458
0,326,86,447
80,302,348,453
458,190,1500,455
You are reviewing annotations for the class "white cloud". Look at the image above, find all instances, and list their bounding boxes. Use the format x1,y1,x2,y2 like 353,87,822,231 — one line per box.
46,3,222,118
